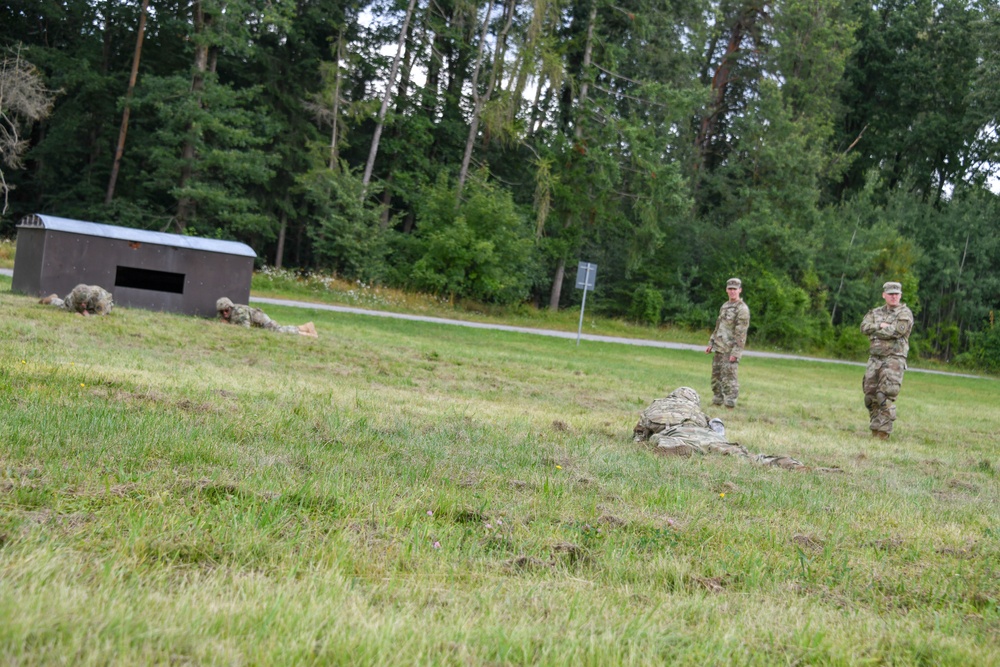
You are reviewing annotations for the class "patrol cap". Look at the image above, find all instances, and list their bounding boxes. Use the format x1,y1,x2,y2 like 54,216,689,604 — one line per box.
882,282,902,295
726,278,742,289
216,297,234,312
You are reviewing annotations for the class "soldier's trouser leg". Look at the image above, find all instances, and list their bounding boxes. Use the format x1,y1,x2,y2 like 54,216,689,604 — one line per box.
863,356,905,434
713,353,740,407
711,354,725,404
260,314,300,335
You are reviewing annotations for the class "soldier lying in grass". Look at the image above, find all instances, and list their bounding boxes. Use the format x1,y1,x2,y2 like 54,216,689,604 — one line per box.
40,284,114,316
215,297,318,338
633,387,805,470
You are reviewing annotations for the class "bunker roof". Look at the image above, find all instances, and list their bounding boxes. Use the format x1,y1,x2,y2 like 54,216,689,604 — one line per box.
18,214,256,258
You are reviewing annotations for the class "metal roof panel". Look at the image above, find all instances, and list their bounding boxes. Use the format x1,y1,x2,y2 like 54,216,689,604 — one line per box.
17,214,257,258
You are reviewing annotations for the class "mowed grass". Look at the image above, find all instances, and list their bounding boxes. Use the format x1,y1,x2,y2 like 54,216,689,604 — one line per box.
1,285,998,666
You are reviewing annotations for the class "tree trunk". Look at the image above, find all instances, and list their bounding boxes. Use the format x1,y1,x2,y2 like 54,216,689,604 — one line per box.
548,2,596,312
361,0,418,198
456,0,497,197
106,0,149,205
328,32,344,171
548,254,567,311
275,210,287,269
176,0,210,229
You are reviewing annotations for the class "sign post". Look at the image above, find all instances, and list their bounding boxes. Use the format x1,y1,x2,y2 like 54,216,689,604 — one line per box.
575,261,597,346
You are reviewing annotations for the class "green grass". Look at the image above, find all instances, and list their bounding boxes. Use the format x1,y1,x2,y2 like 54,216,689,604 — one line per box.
251,266,712,347
0,238,14,268
1,284,998,665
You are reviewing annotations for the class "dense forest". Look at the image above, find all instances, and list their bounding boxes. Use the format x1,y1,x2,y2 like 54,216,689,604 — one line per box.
1,0,999,367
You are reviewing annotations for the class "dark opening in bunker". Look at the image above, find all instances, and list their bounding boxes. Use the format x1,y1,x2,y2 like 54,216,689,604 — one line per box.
115,266,185,294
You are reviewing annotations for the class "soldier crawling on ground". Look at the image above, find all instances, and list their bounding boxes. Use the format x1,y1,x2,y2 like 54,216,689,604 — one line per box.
40,284,114,316
633,387,805,470
216,297,318,338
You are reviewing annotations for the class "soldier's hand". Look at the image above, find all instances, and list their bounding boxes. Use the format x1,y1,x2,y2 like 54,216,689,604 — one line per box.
705,346,713,354
729,355,737,362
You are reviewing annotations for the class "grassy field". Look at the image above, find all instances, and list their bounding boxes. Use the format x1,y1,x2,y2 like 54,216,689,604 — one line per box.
1,280,998,665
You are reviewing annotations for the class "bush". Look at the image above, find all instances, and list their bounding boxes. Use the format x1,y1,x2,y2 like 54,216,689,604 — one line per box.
301,165,388,283
628,284,664,325
955,321,1000,373
407,172,537,305
741,267,826,351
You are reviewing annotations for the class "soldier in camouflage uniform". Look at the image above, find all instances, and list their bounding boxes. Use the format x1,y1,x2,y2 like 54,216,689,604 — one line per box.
40,284,114,316
861,281,913,439
633,387,805,469
705,277,750,408
216,297,318,337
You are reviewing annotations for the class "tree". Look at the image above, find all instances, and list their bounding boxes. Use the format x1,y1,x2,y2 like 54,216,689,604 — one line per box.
0,48,56,216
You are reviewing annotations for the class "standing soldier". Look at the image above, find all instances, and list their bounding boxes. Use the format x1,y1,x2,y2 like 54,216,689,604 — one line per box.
861,281,913,439
705,278,750,408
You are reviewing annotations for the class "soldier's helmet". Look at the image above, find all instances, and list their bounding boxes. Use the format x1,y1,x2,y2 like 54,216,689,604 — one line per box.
216,297,235,312
668,386,700,405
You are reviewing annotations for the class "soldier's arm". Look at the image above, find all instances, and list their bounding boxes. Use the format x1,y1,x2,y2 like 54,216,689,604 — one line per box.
870,311,912,339
730,306,750,359
860,310,879,336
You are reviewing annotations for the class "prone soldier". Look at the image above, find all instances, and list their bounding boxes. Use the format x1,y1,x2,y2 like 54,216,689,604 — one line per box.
40,284,114,316
216,297,318,338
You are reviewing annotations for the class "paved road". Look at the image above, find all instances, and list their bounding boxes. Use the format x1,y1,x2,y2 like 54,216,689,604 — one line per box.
250,296,987,379
1,267,984,379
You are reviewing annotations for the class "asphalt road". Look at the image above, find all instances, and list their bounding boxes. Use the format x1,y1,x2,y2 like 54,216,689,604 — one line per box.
2,267,985,379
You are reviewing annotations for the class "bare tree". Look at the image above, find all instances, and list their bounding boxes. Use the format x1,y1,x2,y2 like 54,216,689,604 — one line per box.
361,0,419,199
106,0,150,205
0,48,57,216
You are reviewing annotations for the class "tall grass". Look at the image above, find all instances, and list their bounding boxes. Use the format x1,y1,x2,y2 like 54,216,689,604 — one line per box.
0,238,14,268
0,286,998,665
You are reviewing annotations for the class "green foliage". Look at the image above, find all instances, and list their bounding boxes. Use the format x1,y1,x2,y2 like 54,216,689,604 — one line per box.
406,172,538,305
956,320,1000,373
300,162,387,282
831,323,869,360
136,73,277,237
739,264,829,351
628,284,664,326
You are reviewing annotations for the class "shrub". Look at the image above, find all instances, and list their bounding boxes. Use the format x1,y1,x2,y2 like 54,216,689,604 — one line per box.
955,321,1000,373
628,284,664,326
407,172,537,305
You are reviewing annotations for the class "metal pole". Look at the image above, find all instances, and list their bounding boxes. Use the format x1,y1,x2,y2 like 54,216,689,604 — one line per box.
576,264,593,346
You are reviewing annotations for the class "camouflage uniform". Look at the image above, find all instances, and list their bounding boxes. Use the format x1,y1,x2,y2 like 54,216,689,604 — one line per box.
633,386,709,441
633,387,803,468
708,287,750,407
220,301,301,334
860,286,913,437
62,284,114,315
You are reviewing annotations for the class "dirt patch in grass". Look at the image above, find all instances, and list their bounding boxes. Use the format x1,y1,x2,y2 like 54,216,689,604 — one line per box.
792,534,825,553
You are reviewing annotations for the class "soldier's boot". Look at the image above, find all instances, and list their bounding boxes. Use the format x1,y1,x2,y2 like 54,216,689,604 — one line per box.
298,322,318,338
39,294,60,305
871,430,890,440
